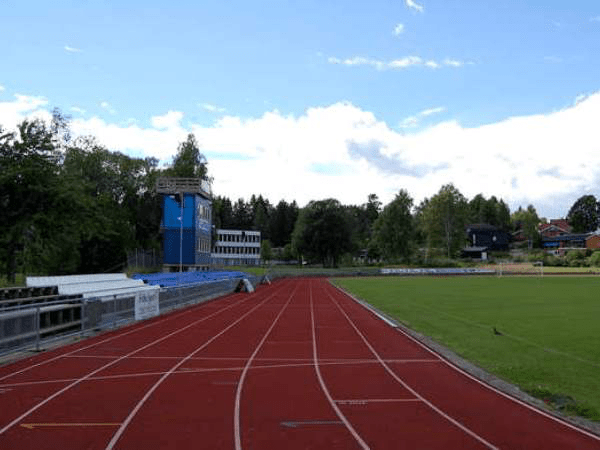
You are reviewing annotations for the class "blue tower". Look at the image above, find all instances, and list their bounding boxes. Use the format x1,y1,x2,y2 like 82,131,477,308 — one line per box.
156,178,212,271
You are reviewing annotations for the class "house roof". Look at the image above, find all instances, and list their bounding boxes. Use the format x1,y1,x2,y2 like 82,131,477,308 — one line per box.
463,246,489,252
539,219,571,233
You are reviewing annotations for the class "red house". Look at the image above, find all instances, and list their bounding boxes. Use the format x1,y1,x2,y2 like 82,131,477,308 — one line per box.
539,219,571,239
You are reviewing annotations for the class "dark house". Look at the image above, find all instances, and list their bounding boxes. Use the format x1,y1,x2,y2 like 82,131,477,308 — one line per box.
463,224,510,259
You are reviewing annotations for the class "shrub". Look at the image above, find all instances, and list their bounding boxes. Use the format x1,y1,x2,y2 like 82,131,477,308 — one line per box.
566,250,586,267
589,251,600,267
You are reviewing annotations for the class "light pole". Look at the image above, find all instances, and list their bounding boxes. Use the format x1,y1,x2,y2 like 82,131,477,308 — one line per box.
179,192,184,272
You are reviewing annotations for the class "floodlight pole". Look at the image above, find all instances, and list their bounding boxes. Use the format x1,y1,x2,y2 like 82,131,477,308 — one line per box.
180,191,183,273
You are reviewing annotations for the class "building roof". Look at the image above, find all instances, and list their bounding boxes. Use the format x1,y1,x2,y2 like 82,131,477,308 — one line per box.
539,219,571,234
463,246,489,252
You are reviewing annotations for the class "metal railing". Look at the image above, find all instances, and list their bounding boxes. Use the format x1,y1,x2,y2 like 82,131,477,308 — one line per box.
0,275,261,357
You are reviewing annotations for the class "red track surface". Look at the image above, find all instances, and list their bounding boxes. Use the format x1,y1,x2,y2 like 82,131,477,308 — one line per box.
0,278,599,449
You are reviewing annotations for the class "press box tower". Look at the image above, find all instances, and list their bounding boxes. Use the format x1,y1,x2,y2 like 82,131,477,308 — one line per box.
156,177,212,271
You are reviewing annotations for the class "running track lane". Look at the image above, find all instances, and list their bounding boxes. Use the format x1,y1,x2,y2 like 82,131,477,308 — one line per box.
322,279,600,449
0,281,290,449
1,278,599,449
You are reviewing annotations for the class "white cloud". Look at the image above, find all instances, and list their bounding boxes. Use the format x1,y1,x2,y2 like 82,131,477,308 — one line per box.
399,115,419,129
393,23,405,36
405,0,424,13
420,106,446,117
151,110,184,130
443,58,463,67
0,85,5,92
100,101,116,115
64,45,82,53
329,55,464,70
0,94,51,130
389,56,422,68
70,106,86,115
201,103,226,113
590,16,600,22
399,106,445,128
425,60,441,69
2,92,600,219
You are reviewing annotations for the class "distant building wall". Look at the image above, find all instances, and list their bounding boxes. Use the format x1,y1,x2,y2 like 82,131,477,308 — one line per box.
211,229,261,266
161,192,212,267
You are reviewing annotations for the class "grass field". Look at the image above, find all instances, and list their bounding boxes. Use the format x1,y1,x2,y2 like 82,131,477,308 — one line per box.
334,276,600,421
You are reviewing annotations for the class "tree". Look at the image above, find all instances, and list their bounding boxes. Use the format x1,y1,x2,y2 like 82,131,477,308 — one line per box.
467,194,511,231
168,133,208,179
292,199,352,267
421,184,468,258
269,200,298,247
371,190,414,262
511,205,540,249
567,195,599,233
260,239,273,265
0,116,65,280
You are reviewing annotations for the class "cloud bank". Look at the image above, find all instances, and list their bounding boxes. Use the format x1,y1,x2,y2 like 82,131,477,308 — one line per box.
1,92,600,218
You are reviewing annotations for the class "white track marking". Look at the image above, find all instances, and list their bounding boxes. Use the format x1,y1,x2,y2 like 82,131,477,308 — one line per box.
396,312,600,442
324,284,498,450
0,288,264,436
105,284,286,450
0,360,442,390
335,398,422,405
233,285,298,450
310,282,370,450
0,292,248,383
336,283,600,443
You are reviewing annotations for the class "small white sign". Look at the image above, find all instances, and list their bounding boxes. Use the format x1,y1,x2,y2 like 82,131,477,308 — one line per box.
135,290,160,321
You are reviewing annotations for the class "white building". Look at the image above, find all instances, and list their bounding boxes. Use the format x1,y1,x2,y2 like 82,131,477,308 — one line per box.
211,229,261,266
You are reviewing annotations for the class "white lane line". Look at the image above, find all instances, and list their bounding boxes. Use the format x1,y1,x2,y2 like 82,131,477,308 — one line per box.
394,315,600,443
325,284,499,450
0,287,265,436
0,292,248,383
233,284,298,450
335,283,600,443
310,281,370,450
0,359,443,390
105,282,287,450
335,398,421,405
64,354,440,363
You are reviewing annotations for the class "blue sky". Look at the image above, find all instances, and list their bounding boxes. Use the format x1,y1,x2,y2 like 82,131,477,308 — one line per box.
2,0,600,219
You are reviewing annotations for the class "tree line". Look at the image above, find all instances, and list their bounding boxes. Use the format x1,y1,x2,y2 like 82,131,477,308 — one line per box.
0,112,211,280
2,111,598,278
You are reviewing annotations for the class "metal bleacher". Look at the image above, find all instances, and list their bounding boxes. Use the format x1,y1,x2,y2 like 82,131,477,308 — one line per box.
1,271,259,356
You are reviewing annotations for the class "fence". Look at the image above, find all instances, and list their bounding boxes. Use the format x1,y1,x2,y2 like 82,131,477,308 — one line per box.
127,249,162,269
0,275,261,357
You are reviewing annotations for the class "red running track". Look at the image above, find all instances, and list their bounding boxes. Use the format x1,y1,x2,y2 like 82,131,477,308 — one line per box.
0,278,598,449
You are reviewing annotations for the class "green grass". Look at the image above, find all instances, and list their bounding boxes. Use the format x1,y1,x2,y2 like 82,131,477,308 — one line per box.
334,276,600,421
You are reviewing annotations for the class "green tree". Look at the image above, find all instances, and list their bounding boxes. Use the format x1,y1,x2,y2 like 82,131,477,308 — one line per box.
422,184,468,258
269,200,298,247
567,195,599,233
371,190,414,262
167,133,208,179
467,194,511,231
511,205,540,249
260,239,273,265
0,116,66,280
292,199,352,267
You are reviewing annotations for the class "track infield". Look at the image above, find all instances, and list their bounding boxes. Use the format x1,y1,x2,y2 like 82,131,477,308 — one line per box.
0,278,599,449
